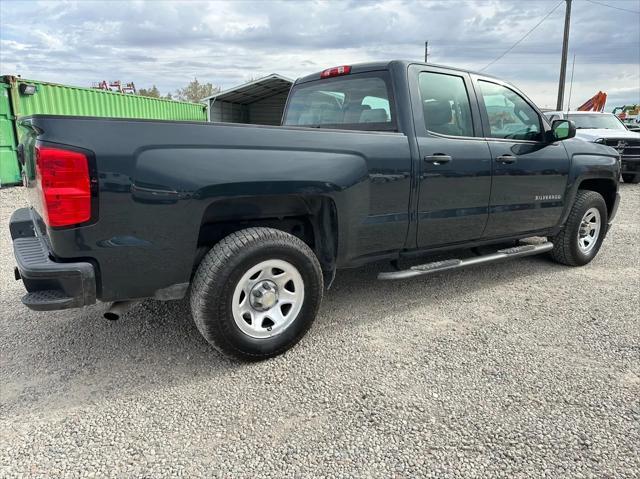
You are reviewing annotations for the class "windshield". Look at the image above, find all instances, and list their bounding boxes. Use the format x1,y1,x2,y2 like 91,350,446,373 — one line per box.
283,72,396,131
567,114,627,130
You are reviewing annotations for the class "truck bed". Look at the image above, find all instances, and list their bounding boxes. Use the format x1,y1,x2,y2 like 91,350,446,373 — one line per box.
18,115,412,301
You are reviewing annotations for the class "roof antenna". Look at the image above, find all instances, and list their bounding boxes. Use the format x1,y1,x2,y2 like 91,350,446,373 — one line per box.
566,53,576,116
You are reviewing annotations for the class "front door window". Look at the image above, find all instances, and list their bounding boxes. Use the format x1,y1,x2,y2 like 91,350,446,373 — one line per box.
479,81,542,142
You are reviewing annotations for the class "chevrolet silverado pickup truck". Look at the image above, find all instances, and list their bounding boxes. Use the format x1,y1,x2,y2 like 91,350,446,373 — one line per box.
544,110,640,184
10,61,621,360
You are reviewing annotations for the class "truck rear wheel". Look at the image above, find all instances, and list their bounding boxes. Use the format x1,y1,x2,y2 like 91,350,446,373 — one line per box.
550,190,608,266
190,227,323,361
622,173,639,184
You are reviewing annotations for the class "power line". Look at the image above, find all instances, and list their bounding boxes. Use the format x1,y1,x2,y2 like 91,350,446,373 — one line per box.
567,53,577,112
480,0,564,71
583,0,640,14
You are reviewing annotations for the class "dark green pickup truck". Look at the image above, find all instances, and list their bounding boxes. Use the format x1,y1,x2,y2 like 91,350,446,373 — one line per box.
10,61,621,360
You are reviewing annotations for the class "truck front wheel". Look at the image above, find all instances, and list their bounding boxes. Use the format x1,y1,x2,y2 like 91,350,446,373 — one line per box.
550,190,608,266
190,227,323,360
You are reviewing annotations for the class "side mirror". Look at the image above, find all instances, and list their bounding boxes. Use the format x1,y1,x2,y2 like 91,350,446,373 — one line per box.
551,119,576,141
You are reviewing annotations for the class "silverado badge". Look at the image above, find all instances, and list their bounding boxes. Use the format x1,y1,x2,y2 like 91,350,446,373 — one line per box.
535,194,562,201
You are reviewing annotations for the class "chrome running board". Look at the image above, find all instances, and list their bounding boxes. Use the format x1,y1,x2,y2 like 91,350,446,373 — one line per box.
378,242,554,280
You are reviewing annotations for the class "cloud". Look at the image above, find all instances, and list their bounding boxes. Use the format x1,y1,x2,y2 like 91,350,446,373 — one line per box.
0,0,638,108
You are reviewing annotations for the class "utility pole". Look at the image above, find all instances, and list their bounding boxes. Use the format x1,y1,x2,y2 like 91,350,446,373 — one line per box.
556,0,572,110
424,41,429,63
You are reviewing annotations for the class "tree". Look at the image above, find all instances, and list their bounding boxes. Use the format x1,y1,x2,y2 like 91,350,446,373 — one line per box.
175,78,220,102
138,85,162,98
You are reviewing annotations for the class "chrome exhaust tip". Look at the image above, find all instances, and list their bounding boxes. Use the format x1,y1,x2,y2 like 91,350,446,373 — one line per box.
104,300,137,320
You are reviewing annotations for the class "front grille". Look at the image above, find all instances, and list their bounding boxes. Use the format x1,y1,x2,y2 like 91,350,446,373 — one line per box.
602,138,640,160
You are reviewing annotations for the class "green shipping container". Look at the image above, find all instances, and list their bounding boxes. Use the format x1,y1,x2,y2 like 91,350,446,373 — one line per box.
0,81,21,186
0,75,208,187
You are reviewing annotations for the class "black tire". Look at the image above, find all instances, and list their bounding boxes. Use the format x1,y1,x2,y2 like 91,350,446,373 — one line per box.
190,227,323,361
622,173,640,184
550,190,608,266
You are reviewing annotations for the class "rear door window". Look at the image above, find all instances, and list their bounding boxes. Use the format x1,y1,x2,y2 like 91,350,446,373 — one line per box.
418,72,474,137
283,72,396,131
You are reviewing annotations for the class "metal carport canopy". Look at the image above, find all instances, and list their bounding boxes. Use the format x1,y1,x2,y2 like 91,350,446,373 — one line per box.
202,74,294,125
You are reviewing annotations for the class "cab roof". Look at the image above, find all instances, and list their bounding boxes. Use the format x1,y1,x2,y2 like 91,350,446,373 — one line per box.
294,60,501,84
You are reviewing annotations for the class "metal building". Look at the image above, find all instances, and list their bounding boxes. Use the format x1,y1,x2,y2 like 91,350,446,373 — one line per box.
203,74,293,126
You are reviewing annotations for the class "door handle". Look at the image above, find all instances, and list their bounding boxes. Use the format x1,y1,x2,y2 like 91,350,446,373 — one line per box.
424,154,452,165
496,155,517,164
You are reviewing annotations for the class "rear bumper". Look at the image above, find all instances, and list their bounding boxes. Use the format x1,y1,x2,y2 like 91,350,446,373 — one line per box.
10,208,96,311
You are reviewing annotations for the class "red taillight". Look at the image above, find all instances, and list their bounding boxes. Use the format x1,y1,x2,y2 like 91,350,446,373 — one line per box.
35,146,91,227
320,65,351,79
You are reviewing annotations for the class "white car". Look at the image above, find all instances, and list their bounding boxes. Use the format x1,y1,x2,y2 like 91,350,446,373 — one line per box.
544,111,640,184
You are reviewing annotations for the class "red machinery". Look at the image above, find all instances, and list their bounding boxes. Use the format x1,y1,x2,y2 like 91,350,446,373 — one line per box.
577,91,607,112
92,80,136,94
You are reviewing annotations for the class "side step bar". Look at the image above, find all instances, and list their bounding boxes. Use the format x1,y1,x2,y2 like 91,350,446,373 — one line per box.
378,242,554,280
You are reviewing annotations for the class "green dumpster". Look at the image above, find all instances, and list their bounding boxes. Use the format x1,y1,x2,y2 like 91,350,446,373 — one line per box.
0,75,208,187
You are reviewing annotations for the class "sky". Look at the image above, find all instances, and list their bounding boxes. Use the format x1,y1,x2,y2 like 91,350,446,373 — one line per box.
0,0,639,110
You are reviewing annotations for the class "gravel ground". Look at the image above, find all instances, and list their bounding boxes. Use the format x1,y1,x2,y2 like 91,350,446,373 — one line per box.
1,185,639,478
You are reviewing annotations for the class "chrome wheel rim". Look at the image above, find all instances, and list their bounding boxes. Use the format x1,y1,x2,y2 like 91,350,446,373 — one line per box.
577,207,601,254
231,259,304,339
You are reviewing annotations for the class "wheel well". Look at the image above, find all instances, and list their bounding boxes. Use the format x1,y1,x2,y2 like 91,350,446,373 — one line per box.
194,196,338,283
578,179,617,218
197,216,315,252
